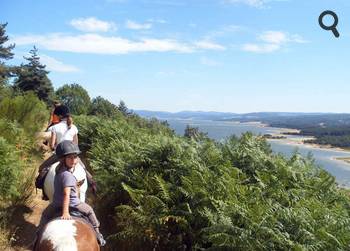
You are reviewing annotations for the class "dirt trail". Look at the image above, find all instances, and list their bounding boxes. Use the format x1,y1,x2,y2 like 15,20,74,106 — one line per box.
9,138,51,251
11,191,49,251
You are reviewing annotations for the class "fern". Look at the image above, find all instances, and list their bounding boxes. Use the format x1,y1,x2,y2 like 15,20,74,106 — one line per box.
75,116,350,250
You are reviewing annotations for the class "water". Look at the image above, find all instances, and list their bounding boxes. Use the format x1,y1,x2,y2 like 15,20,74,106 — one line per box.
167,119,350,187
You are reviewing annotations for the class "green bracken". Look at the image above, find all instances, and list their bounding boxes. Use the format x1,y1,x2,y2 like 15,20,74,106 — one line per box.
76,116,350,251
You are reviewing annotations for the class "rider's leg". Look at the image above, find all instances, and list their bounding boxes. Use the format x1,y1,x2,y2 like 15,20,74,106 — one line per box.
75,202,99,228
75,202,106,246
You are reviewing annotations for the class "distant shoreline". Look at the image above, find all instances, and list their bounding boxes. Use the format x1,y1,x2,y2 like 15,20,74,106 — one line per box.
231,121,350,169
181,120,350,153
167,118,350,171
333,157,350,164
259,122,350,165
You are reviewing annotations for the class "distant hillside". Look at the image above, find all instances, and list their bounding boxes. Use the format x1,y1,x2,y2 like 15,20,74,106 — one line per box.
135,110,240,120
135,110,328,121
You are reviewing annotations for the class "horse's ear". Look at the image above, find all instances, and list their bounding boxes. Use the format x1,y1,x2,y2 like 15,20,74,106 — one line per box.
77,179,85,187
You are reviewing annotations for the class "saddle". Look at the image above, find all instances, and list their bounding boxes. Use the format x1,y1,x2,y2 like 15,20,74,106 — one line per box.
35,166,49,189
35,167,50,200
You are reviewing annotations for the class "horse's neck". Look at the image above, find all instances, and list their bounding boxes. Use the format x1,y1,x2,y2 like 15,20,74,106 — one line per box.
72,164,86,200
72,163,86,180
49,162,60,175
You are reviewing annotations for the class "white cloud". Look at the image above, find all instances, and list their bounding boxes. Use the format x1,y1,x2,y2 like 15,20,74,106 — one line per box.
259,31,308,44
200,56,221,66
204,25,247,41
147,18,167,24
70,17,116,32
289,34,309,44
13,33,193,54
243,31,307,53
259,31,288,44
40,54,80,72
126,20,152,30
194,40,226,50
242,43,280,53
189,23,197,28
155,71,175,77
224,0,289,8
13,33,226,54
105,0,128,2
225,0,265,8
141,0,186,6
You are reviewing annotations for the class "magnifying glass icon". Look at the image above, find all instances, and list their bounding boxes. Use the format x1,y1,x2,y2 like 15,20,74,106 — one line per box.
319,10,340,38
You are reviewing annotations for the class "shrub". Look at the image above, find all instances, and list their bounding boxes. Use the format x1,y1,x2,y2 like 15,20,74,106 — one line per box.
0,92,48,137
89,96,121,119
0,137,24,203
56,83,91,115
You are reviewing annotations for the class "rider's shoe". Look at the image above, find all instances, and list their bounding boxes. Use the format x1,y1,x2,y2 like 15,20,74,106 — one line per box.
96,232,106,246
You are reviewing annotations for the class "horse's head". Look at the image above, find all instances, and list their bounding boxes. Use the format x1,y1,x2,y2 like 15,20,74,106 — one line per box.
76,179,85,199
35,218,99,251
77,178,85,187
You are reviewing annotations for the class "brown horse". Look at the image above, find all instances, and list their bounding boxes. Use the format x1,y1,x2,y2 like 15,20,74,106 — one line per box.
34,218,100,251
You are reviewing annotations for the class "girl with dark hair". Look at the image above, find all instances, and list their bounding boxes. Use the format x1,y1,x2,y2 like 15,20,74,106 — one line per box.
36,105,97,200
46,101,61,130
49,105,78,150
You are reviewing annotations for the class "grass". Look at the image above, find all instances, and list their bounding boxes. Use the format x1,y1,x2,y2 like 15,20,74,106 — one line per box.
0,155,42,250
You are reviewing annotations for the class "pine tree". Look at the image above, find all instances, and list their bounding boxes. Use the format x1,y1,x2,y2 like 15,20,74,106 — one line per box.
118,100,132,116
0,22,15,87
14,46,54,104
0,23,14,62
184,125,208,141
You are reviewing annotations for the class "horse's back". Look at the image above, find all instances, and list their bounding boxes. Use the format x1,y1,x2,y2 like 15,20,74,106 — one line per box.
75,219,100,251
43,162,59,202
36,218,99,251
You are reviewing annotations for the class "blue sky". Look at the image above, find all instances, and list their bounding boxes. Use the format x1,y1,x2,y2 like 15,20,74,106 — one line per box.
2,0,350,113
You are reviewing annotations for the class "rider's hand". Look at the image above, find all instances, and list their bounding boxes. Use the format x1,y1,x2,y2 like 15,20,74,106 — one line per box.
61,212,72,220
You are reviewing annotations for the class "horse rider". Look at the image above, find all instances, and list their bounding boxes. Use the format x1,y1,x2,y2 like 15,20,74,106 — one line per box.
46,100,61,131
35,105,97,199
37,140,106,246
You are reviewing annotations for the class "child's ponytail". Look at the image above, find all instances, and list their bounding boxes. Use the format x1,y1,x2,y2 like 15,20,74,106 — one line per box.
66,115,73,129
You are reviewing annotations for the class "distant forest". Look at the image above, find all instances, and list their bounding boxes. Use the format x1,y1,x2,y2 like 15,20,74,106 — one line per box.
251,114,350,148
